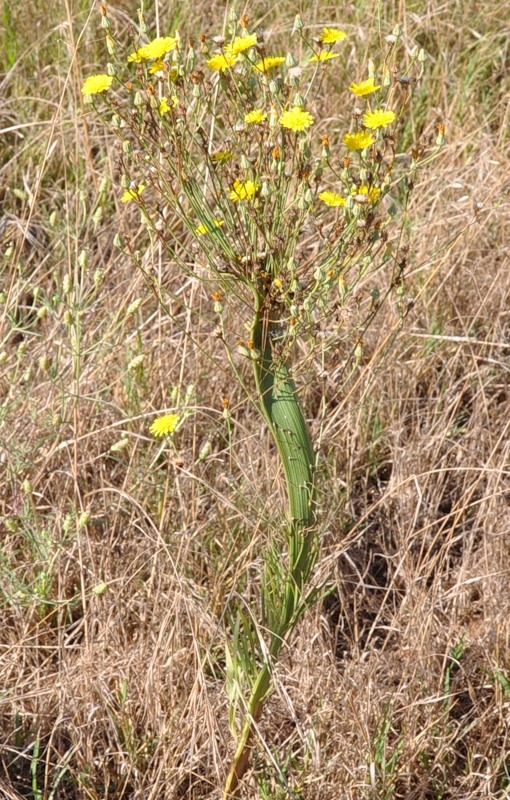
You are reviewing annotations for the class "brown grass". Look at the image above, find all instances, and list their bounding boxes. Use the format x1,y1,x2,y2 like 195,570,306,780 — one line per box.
1,1,509,799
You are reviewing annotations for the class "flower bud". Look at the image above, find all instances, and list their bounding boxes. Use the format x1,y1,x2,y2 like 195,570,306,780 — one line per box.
293,14,304,33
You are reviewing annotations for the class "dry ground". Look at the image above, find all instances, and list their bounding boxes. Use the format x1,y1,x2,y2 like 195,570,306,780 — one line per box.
1,1,509,799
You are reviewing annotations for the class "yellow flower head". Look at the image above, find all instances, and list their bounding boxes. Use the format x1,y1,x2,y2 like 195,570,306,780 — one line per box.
121,184,145,203
308,51,341,62
351,185,381,203
253,56,285,73
81,74,113,95
319,27,347,44
128,36,178,62
362,109,396,129
343,131,375,151
319,191,345,207
224,34,257,56
279,106,315,132
206,53,238,71
159,95,178,114
149,413,181,437
349,78,381,96
149,59,165,74
196,219,225,234
229,179,258,201
244,109,267,124
211,150,234,162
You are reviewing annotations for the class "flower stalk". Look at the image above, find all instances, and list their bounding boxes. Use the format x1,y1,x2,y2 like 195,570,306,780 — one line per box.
223,284,316,799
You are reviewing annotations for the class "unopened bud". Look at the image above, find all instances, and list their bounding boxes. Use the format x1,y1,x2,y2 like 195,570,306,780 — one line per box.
93,207,103,227
78,249,88,269
198,439,212,461
293,14,304,33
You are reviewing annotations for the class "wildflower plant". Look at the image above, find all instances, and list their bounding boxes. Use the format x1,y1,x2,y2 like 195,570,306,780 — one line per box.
84,5,442,796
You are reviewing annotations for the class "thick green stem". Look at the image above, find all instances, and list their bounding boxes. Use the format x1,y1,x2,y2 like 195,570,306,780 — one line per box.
223,291,316,799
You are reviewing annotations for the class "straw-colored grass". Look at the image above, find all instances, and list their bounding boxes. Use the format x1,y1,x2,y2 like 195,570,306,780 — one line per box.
1,1,509,799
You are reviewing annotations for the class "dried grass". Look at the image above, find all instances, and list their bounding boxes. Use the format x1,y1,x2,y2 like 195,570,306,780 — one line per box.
1,1,509,798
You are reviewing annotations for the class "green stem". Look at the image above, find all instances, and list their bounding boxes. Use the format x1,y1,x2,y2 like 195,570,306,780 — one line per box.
223,288,316,799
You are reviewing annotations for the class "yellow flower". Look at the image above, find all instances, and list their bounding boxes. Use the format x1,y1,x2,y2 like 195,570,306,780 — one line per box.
308,51,341,62
159,95,178,114
121,184,145,203
349,78,381,96
279,106,315,132
229,179,258,201
149,59,165,74
319,27,347,44
211,150,234,162
362,109,396,129
319,191,345,207
253,56,285,73
196,219,225,234
206,53,238,71
244,109,267,124
149,413,181,437
343,131,375,151
352,185,381,203
128,36,178,62
81,74,113,95
224,34,257,56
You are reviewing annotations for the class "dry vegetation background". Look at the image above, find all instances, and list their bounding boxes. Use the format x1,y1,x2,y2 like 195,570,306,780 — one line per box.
1,0,510,798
